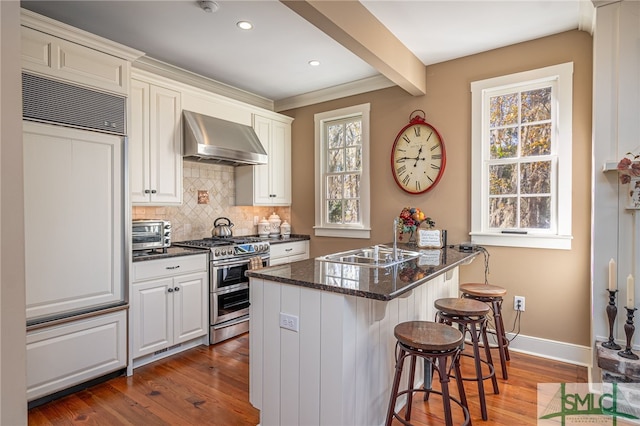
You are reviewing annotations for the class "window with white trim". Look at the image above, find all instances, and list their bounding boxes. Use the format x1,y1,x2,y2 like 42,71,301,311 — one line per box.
470,63,573,250
314,103,370,239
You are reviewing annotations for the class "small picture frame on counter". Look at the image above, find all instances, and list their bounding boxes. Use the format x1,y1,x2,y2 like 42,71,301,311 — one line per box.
417,228,445,249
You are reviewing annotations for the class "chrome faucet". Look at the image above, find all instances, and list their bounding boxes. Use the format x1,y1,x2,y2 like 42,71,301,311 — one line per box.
393,217,399,261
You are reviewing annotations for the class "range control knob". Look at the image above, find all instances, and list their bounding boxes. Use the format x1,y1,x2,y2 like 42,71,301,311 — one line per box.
214,249,220,256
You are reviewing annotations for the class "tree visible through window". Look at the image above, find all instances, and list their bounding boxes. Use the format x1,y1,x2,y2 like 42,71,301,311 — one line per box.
325,117,362,224
470,63,572,250
488,86,553,230
314,103,371,239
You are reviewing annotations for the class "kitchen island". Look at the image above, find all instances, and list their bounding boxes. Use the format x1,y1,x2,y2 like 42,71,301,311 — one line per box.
246,244,478,426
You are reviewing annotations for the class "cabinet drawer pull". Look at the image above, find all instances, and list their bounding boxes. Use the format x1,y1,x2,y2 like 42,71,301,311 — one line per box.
166,265,180,270
285,248,293,252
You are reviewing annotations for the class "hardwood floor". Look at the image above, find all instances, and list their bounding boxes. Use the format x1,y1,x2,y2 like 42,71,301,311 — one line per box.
28,334,587,425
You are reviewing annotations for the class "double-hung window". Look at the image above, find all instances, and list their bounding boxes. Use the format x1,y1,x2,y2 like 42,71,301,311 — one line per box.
470,63,573,249
314,103,370,239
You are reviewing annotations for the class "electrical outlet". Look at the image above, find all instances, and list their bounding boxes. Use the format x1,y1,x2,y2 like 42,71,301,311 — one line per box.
279,313,299,332
514,296,525,312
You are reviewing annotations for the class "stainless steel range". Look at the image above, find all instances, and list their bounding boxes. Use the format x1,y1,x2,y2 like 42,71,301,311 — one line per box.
173,237,270,344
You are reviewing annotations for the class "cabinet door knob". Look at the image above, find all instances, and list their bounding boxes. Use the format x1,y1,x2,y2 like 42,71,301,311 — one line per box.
167,287,174,293
151,189,157,194
144,189,151,194
174,287,180,292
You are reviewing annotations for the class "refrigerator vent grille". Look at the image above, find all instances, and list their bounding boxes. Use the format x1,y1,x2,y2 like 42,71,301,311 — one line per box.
22,73,126,135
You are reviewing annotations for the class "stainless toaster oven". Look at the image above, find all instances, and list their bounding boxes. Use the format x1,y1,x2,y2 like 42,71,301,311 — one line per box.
132,219,171,251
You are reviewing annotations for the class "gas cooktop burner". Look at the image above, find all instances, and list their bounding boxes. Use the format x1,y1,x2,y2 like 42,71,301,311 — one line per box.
173,237,270,261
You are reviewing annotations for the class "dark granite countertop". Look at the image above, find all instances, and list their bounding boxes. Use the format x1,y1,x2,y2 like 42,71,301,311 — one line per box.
131,246,209,262
131,235,310,262
246,244,480,301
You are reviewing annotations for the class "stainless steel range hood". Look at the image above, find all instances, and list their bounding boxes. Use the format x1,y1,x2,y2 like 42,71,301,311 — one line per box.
182,110,267,166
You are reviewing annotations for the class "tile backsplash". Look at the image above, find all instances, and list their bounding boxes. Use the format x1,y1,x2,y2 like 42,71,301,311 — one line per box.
132,160,290,242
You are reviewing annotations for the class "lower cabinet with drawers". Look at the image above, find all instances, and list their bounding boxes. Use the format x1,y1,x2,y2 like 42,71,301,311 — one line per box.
269,240,310,266
130,253,208,369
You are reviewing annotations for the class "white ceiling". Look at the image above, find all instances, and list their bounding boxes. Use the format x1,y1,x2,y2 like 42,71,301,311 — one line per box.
21,0,594,107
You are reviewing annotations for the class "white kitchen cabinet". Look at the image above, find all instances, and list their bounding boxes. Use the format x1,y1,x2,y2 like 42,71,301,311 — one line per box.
130,77,183,205
21,25,131,95
236,115,292,206
131,254,208,362
27,310,127,401
269,240,309,266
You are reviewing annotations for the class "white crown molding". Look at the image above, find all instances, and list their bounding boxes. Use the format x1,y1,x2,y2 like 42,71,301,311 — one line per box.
578,0,596,34
20,8,143,62
274,74,395,112
133,56,275,112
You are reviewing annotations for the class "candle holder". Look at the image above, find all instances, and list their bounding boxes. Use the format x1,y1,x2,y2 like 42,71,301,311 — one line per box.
602,290,622,350
618,307,639,360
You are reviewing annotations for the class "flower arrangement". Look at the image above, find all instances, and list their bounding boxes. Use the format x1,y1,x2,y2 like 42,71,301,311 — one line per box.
617,152,640,184
397,207,435,237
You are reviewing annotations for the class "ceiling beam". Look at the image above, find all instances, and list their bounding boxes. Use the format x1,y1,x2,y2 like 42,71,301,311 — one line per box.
281,0,427,96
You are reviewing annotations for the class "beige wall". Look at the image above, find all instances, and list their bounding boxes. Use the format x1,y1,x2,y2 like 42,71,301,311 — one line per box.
283,30,592,347
1,0,28,423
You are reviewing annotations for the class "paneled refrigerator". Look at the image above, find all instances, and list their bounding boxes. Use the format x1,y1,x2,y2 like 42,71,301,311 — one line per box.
22,73,128,404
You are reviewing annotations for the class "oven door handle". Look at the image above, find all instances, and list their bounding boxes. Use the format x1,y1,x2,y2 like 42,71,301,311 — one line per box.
211,257,268,268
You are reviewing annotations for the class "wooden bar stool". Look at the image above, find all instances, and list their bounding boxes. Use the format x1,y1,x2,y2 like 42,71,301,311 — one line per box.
435,298,500,421
385,321,470,426
459,283,510,379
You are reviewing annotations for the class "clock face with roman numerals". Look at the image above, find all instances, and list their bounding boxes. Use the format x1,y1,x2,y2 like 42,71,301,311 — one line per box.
391,118,446,194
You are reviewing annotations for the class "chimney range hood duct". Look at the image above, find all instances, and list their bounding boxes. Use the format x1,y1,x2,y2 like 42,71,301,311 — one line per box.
182,110,267,166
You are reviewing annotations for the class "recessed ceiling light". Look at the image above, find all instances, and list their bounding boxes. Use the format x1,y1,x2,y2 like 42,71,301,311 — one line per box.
237,21,253,30
308,60,321,67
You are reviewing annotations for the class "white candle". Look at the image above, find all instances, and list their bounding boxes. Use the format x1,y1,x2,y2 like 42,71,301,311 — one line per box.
609,259,617,291
627,274,635,308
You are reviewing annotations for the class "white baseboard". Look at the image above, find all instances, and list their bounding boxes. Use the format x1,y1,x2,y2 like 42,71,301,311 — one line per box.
505,331,592,367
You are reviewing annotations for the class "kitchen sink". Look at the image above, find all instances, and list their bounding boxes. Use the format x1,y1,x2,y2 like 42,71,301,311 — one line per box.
316,244,420,268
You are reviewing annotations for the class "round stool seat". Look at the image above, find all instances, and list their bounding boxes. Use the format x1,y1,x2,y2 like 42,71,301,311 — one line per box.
394,321,463,352
460,282,507,298
435,297,491,316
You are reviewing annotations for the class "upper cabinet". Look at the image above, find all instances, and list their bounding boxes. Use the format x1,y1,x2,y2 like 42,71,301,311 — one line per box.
236,114,292,206
20,10,142,95
130,72,183,205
